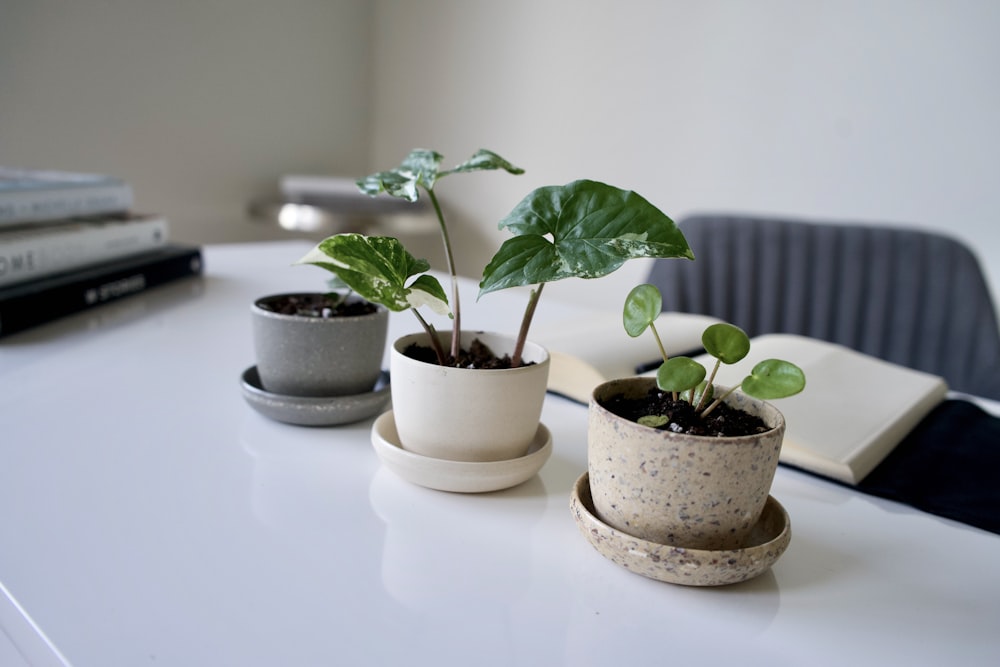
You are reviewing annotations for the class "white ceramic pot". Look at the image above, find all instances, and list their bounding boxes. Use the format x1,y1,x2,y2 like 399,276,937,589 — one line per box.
390,330,550,462
251,293,388,397
588,377,785,550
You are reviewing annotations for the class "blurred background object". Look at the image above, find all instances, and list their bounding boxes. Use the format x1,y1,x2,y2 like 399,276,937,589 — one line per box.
247,174,435,242
646,214,1000,399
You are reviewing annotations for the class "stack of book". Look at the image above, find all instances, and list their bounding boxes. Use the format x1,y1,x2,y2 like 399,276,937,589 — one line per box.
0,167,203,338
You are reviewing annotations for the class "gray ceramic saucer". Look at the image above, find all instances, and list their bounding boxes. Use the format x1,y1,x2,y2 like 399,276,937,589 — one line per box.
241,366,391,426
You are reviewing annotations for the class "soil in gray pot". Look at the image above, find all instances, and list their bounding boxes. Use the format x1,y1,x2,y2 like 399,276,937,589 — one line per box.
258,294,376,318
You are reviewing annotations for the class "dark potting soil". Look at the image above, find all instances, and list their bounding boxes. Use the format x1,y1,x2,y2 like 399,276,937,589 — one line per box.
258,294,377,318
600,386,770,437
403,337,532,370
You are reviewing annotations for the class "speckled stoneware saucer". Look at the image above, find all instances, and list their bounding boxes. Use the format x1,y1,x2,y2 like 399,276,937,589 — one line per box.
371,410,552,493
241,366,391,426
570,472,791,586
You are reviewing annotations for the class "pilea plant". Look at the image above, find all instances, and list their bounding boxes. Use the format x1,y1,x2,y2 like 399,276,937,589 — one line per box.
299,147,695,367
623,283,806,427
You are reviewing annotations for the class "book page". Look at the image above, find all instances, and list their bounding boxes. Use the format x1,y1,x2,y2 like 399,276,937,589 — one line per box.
698,334,948,484
533,311,722,404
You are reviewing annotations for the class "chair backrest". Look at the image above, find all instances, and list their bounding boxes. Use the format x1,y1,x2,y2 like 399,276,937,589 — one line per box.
647,214,1000,399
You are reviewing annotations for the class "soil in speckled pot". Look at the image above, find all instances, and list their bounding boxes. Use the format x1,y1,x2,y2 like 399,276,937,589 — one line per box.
599,385,770,437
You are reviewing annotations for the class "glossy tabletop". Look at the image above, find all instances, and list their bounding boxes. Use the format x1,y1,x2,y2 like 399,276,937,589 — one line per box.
1,241,998,666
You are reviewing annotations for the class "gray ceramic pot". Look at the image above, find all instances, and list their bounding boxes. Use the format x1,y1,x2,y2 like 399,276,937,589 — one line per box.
251,293,388,397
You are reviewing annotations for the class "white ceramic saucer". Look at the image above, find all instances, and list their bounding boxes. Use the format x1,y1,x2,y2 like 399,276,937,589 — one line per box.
241,366,391,426
570,472,791,586
371,410,552,493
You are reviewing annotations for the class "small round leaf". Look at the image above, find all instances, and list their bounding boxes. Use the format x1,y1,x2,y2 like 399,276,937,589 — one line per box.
638,414,670,429
656,357,706,393
690,380,714,406
741,359,806,400
623,284,662,337
702,323,751,364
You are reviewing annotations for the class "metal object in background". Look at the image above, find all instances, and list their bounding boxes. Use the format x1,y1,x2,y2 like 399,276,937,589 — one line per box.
248,175,436,236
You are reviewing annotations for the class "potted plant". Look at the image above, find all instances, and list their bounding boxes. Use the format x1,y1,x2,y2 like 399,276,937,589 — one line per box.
584,283,806,552
298,148,694,463
249,288,388,398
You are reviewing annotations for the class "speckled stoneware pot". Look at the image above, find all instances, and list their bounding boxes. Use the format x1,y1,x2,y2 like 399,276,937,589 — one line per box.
588,377,785,550
390,330,549,462
251,293,388,398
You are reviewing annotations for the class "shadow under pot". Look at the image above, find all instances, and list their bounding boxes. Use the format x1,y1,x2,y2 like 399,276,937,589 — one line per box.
251,292,388,397
587,377,785,551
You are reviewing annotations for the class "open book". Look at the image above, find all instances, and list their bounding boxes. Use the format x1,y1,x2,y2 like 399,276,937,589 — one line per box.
532,311,723,404
537,316,948,485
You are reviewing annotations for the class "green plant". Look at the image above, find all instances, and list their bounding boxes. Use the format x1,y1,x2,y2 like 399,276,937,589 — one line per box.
359,148,523,361
623,283,805,424
298,147,695,367
298,233,453,360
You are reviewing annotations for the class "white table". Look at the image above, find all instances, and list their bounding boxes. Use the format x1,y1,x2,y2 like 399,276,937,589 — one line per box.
1,240,998,667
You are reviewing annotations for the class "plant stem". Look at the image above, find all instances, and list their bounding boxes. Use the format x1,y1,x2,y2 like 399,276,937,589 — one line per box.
427,188,461,360
412,309,447,366
649,323,676,400
700,385,738,419
512,283,545,367
649,323,669,364
694,359,721,412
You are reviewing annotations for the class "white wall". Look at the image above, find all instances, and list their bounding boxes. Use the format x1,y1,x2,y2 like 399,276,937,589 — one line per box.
370,0,1000,308
3,1,998,308
0,0,374,245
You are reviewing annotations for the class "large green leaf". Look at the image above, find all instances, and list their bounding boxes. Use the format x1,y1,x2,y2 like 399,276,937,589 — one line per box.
297,234,450,315
479,180,694,296
623,284,662,338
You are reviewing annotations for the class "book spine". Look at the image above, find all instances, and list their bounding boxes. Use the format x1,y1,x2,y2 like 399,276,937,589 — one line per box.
0,182,134,227
0,246,203,338
0,216,169,288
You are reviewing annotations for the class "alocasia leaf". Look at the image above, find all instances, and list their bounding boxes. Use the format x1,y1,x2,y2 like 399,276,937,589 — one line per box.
356,148,522,202
405,275,451,313
479,180,694,296
297,234,449,315
443,149,525,177
356,149,444,201
356,169,421,201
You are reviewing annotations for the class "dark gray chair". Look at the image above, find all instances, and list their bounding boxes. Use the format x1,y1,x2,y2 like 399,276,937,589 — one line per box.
647,214,1000,399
